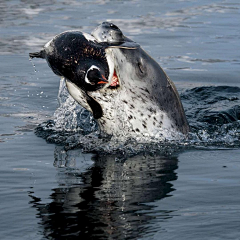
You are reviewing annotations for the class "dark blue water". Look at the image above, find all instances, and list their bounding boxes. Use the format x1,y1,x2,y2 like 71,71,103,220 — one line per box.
0,0,240,239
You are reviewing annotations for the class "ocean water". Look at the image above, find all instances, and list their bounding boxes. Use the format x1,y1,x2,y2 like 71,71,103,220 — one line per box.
0,0,240,239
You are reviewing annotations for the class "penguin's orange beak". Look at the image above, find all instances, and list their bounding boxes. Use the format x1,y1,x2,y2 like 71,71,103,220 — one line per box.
97,75,108,84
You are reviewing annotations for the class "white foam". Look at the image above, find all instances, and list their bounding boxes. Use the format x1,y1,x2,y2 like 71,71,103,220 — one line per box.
65,79,91,113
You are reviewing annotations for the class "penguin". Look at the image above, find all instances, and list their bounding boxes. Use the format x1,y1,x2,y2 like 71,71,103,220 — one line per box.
29,31,109,92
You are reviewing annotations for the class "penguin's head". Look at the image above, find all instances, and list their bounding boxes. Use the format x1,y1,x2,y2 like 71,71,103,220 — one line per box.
84,65,108,91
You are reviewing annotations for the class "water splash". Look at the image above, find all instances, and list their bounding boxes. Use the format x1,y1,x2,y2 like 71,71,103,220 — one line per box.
35,84,240,155
35,78,98,146
53,78,98,132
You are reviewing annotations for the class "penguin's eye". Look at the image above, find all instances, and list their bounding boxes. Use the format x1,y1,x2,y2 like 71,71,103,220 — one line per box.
87,68,100,80
85,67,100,85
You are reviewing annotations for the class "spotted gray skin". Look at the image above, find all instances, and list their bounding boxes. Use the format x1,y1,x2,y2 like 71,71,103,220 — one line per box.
91,22,140,49
88,22,189,139
92,22,124,44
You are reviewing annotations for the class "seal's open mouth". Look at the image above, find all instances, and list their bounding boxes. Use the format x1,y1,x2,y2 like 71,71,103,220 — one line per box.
109,70,119,89
105,51,120,90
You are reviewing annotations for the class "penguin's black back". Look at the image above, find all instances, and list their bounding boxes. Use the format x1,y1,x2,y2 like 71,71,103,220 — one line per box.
31,31,109,84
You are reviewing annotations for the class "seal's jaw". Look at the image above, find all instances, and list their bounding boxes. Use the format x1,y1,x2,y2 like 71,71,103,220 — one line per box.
109,70,119,88
104,51,120,90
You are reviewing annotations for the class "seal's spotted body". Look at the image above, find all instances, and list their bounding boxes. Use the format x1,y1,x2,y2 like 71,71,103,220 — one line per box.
88,47,187,139
30,22,189,140
94,88,173,138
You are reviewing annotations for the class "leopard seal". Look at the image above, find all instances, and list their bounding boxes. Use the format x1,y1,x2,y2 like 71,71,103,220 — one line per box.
29,22,189,140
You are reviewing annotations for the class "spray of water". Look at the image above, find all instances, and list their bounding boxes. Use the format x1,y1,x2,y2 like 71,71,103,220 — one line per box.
53,78,98,133
35,83,240,155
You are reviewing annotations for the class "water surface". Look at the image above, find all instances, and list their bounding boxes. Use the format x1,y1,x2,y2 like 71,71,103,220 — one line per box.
0,0,240,239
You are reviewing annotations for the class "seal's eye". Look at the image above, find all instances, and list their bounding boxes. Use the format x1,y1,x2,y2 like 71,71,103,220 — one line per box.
138,62,144,74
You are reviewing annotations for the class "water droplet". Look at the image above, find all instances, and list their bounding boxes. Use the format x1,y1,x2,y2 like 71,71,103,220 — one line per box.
29,58,38,73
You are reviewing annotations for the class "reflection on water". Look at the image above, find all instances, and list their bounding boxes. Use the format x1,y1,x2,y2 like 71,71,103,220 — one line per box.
29,148,178,239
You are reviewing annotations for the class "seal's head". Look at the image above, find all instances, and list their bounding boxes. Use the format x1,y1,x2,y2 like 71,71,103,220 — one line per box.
91,22,125,44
